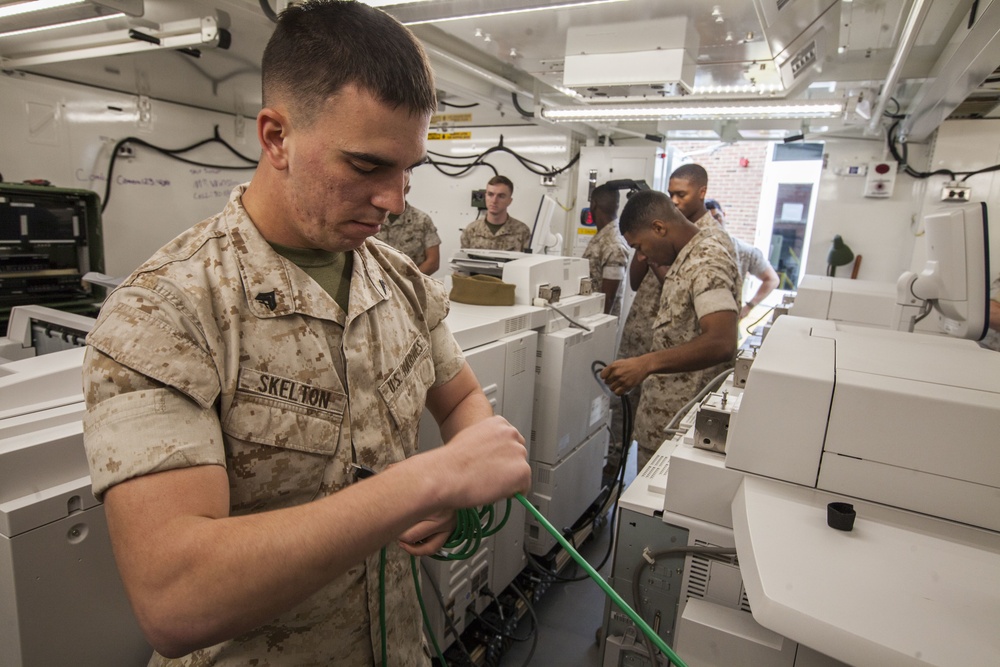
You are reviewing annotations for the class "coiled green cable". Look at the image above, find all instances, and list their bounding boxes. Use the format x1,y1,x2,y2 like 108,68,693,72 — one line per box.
389,495,687,667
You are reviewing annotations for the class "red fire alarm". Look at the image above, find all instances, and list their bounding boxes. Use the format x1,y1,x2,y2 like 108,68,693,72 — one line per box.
739,157,750,168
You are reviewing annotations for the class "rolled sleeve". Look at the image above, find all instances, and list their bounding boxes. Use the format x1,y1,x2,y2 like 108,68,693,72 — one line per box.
693,288,739,319
83,349,225,498
429,319,465,388
602,264,626,281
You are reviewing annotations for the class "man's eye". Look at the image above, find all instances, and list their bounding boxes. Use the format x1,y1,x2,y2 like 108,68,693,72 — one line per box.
351,162,376,174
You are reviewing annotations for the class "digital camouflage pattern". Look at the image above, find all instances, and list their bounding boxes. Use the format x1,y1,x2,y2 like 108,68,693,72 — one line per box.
581,222,629,317
82,184,462,667
459,215,531,252
607,270,661,473
375,202,440,267
633,227,740,468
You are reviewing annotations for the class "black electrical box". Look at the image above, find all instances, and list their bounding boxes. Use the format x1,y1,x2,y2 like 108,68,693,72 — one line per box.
471,188,486,210
0,183,105,330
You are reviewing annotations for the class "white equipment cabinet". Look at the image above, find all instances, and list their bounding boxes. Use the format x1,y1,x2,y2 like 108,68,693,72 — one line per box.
0,313,151,667
416,304,541,649
526,293,617,555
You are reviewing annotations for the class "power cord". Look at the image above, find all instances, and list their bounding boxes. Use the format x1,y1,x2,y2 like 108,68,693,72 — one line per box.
100,128,258,212
630,546,737,666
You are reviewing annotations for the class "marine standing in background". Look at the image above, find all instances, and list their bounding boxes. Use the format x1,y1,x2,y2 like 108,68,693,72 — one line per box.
375,183,442,274
601,190,740,469
582,183,629,316
460,175,532,252
704,198,780,318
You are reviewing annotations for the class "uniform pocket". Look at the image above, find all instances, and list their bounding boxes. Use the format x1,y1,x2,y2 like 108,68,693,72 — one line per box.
378,337,434,438
222,368,347,454
221,369,348,511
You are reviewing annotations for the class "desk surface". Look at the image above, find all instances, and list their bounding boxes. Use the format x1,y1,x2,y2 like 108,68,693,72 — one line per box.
731,475,1000,667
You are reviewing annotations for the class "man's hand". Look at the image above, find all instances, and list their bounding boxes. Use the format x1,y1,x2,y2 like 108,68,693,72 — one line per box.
435,415,531,509
600,356,649,396
398,510,456,556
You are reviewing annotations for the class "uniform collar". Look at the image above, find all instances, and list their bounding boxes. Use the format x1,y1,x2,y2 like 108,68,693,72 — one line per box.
664,226,716,280
224,185,389,322
693,210,717,232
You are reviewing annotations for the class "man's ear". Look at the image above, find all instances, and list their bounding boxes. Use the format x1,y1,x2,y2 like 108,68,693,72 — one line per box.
650,218,669,236
257,107,290,171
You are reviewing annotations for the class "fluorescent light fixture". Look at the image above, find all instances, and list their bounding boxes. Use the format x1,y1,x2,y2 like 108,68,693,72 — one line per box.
361,0,434,6
2,16,224,68
691,83,784,95
541,101,844,122
376,0,626,26
0,12,122,38
0,0,84,19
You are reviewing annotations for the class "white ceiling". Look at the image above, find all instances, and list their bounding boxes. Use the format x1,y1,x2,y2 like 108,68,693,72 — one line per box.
1,0,995,142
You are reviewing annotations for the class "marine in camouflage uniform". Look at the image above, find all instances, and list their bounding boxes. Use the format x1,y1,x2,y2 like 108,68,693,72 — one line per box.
375,201,440,269
632,225,739,468
582,222,629,317
83,186,460,666
460,215,531,252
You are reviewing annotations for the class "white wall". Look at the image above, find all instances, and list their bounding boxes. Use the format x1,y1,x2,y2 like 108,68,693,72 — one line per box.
1,71,578,280
915,119,1000,280
1,72,259,278
803,137,930,283
804,120,1000,285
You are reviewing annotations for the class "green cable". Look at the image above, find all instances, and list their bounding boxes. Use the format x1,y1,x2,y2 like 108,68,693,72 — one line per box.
379,547,387,666
411,555,448,666
515,493,688,667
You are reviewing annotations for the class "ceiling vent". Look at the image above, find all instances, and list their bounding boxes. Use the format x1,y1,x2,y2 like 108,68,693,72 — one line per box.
562,16,699,100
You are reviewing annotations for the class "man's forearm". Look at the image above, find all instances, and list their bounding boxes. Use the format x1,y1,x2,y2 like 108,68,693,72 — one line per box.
438,390,494,442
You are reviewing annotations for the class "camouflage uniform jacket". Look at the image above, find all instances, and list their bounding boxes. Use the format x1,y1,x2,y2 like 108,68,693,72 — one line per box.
459,215,531,252
633,226,740,457
375,202,440,267
82,184,463,667
617,270,661,361
582,222,629,317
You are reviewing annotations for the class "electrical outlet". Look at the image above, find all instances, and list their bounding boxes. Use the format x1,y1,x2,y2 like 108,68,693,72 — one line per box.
940,184,971,202
540,174,556,187
116,143,135,158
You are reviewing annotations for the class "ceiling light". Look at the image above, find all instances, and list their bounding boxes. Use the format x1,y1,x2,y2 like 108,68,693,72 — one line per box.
540,101,845,122
1,16,227,68
0,12,123,38
0,0,84,19
362,0,435,6
381,0,627,26
691,83,783,95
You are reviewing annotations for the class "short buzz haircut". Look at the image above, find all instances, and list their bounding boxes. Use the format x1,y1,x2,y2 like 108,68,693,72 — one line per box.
670,163,709,189
704,198,724,213
262,1,436,124
488,175,514,194
590,184,620,217
619,190,680,236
